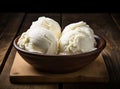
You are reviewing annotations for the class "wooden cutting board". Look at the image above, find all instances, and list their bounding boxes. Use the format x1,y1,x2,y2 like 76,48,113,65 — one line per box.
10,52,109,83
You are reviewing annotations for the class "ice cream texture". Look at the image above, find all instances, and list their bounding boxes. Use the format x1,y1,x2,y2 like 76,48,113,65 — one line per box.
17,16,61,55
59,21,97,54
17,16,97,55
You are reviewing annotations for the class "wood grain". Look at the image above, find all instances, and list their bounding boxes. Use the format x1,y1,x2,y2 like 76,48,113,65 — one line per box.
0,13,25,73
0,47,58,89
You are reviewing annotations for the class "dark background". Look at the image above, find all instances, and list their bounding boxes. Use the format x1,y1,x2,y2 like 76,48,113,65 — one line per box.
0,0,119,13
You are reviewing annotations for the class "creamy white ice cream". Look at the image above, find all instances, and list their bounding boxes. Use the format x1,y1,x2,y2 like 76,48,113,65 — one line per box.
17,17,96,55
30,16,61,39
17,16,61,55
59,21,97,55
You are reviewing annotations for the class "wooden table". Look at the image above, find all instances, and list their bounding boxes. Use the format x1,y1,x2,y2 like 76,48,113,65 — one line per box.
0,13,120,89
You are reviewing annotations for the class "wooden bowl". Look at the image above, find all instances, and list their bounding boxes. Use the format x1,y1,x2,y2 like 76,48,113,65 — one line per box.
13,35,106,74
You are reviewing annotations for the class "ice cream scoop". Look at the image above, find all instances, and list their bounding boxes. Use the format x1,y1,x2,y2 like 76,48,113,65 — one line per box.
59,21,97,55
30,16,61,39
17,16,61,55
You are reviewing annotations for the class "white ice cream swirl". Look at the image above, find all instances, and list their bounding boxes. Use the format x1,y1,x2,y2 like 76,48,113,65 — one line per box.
59,21,97,55
17,16,61,55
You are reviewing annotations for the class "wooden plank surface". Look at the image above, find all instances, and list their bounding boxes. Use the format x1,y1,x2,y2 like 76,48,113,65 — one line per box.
0,13,25,73
0,47,58,89
61,13,120,89
10,52,108,83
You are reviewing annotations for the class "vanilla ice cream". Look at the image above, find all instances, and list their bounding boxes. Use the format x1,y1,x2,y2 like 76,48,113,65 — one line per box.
59,21,97,55
17,16,62,55
17,17,96,55
30,16,61,39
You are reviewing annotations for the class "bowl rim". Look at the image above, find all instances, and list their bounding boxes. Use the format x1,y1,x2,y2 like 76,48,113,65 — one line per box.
13,34,106,57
